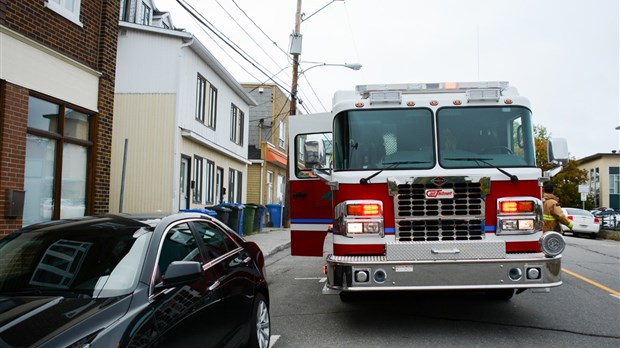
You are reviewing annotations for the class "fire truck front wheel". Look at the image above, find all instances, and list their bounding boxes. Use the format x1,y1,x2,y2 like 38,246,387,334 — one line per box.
485,289,515,300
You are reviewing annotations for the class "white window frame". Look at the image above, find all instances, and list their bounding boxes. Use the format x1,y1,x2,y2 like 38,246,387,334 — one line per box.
277,174,285,204
230,104,244,146
278,120,286,149
46,0,83,26
266,171,274,203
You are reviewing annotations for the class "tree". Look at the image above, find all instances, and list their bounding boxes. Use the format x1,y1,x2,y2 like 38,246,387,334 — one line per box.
534,125,590,208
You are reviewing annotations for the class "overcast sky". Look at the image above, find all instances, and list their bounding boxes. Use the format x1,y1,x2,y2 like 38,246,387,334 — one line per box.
156,0,619,159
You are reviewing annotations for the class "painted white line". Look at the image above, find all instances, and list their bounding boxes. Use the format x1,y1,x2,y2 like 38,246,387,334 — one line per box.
611,294,620,300
269,335,281,348
295,277,324,280
319,277,327,283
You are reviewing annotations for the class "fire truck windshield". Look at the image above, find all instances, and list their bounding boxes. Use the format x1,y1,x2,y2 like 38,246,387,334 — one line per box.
333,108,435,170
332,106,535,171
437,106,535,168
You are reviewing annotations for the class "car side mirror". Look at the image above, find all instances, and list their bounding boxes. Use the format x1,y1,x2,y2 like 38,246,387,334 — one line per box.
157,261,202,290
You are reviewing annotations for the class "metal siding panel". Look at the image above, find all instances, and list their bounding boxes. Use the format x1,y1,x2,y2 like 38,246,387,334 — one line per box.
111,94,176,213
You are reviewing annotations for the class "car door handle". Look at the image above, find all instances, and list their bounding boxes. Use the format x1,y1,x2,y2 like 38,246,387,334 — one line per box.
293,192,307,197
208,280,220,291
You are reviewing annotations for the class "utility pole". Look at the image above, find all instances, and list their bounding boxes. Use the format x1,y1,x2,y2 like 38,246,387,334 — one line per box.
283,0,302,228
289,0,302,116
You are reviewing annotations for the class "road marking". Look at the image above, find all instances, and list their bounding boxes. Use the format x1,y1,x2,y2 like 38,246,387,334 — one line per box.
295,277,326,282
269,335,280,348
563,268,620,297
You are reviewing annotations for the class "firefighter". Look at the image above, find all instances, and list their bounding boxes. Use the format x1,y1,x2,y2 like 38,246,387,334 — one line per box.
542,183,573,234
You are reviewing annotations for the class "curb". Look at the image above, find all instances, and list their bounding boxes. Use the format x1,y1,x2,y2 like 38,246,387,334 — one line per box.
264,242,291,259
599,229,620,241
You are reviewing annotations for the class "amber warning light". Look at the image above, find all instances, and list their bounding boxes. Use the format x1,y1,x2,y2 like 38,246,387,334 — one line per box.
500,200,534,213
347,204,380,216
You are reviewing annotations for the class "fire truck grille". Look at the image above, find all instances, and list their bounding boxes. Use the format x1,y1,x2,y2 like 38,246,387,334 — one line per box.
394,181,485,241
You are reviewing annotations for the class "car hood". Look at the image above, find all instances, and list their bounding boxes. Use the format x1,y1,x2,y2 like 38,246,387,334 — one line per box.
0,294,131,347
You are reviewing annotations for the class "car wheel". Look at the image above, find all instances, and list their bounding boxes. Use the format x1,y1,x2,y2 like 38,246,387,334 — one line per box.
247,293,270,348
485,289,515,300
589,233,597,239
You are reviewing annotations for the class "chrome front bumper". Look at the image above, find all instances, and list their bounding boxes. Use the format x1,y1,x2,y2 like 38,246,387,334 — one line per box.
324,252,562,292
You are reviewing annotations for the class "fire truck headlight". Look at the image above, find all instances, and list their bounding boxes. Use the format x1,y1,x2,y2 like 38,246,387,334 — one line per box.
345,221,381,234
539,232,565,257
347,222,363,234
365,222,380,233
500,219,534,231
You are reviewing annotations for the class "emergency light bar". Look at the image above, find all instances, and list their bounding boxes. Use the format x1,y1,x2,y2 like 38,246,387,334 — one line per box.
356,81,510,96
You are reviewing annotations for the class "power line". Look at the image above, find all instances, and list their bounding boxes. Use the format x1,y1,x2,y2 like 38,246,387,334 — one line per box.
176,0,293,96
230,0,290,58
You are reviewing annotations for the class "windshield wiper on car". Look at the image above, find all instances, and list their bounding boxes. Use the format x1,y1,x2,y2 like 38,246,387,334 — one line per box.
444,157,519,182
360,161,430,184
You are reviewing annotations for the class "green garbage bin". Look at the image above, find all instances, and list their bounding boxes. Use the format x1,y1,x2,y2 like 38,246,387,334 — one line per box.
242,205,257,236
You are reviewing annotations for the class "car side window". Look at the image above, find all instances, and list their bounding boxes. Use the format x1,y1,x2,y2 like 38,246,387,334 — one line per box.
192,221,239,260
158,223,203,276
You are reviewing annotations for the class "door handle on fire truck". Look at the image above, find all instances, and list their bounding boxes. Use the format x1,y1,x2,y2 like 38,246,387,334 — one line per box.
431,248,461,254
292,192,307,197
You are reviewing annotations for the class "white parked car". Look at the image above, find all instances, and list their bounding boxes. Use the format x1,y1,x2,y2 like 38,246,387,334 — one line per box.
561,207,600,239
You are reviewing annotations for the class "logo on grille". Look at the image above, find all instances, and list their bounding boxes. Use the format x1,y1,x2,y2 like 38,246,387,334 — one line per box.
425,189,454,199
431,177,447,186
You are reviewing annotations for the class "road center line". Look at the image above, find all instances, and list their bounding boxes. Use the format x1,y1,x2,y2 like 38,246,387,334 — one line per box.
563,268,620,297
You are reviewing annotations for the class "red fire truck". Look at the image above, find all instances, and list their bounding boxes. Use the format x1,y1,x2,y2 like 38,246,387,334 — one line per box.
288,81,569,300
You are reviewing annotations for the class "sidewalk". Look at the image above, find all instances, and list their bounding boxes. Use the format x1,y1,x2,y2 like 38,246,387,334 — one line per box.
243,227,291,258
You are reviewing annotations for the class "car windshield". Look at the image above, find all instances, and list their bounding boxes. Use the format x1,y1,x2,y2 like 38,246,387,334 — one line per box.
437,106,536,168
0,220,152,298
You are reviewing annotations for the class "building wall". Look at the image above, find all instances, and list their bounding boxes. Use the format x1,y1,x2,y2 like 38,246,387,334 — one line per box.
0,83,28,234
0,0,118,236
110,94,176,214
247,163,263,204
578,154,620,210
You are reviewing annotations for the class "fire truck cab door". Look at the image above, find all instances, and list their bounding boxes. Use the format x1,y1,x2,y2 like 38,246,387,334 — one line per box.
288,112,333,256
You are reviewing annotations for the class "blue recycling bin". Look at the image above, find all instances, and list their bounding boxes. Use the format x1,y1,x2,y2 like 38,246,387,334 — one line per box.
265,203,283,228
180,208,217,217
219,203,245,235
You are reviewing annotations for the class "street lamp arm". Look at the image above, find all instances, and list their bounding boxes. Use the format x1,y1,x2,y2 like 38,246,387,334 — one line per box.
300,62,362,76
301,0,344,23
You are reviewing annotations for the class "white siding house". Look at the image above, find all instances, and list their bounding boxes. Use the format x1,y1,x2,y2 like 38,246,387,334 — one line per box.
111,19,256,214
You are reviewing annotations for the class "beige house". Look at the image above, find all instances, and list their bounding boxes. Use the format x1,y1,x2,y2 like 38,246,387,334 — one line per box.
577,152,620,210
111,4,255,215
242,84,290,209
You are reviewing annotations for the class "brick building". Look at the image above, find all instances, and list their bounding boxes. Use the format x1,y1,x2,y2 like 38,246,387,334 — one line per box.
0,0,119,236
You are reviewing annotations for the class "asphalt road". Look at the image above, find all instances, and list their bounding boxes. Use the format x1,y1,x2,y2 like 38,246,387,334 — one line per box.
265,235,620,348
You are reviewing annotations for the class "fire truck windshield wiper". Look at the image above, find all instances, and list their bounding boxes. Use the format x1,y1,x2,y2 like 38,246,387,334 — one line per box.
360,161,430,184
444,157,519,182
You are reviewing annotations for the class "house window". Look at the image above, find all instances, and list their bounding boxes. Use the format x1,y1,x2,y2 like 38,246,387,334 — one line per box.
278,120,286,148
266,171,274,203
196,74,207,123
24,95,93,226
230,104,244,145
46,0,82,26
610,167,619,195
138,0,152,25
193,156,203,203
208,85,218,129
276,174,285,204
206,160,215,204
228,169,243,203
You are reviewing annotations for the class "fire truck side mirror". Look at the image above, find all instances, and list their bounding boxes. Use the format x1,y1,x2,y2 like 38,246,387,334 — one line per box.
547,138,569,166
304,140,325,169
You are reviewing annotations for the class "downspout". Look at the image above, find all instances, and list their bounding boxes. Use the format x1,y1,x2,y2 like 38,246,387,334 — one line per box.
171,36,195,212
